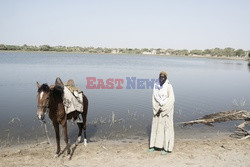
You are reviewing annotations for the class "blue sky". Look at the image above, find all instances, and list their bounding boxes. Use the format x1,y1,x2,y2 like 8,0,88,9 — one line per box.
0,0,249,50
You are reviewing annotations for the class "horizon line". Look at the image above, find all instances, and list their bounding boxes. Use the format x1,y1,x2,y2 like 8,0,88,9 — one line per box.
1,43,249,51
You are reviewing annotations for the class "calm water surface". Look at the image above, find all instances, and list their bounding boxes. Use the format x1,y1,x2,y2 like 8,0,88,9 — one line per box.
0,52,249,145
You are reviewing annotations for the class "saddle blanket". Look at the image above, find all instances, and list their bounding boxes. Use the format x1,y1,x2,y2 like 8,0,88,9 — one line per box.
63,86,83,114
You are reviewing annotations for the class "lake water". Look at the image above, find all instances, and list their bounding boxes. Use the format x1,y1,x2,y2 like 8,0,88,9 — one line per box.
0,52,249,146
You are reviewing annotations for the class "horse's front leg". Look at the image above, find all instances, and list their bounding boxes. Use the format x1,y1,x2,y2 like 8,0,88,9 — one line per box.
53,121,60,156
62,120,70,155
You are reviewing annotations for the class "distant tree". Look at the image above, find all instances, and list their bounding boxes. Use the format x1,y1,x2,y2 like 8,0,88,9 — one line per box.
104,48,112,53
223,47,235,57
178,49,189,56
39,45,51,51
6,45,21,50
166,49,174,55
142,48,149,52
21,44,28,51
95,47,103,53
203,49,211,55
0,44,7,50
190,49,203,55
1,44,248,59
54,45,66,52
119,48,125,53
235,49,245,57
171,50,179,55
134,48,141,54
211,48,223,56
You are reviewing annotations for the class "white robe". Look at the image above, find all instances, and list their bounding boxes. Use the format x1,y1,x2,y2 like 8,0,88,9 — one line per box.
150,80,175,151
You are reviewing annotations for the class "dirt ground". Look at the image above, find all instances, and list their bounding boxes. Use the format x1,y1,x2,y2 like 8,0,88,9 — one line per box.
0,136,249,167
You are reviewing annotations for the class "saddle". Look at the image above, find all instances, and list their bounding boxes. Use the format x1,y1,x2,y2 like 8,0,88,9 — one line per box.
55,77,82,94
55,77,64,88
55,77,84,123
55,77,84,114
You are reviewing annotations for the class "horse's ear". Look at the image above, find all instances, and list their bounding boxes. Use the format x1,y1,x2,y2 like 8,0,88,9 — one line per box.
36,82,40,88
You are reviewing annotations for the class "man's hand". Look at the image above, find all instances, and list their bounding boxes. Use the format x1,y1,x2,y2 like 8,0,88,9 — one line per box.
155,108,163,117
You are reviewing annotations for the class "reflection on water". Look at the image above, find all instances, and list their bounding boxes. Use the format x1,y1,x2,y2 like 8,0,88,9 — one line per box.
0,52,250,146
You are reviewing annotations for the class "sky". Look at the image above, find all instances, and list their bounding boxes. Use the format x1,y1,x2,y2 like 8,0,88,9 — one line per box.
0,0,249,50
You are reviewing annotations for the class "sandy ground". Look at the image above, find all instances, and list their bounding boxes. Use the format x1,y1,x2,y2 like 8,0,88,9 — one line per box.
0,136,249,167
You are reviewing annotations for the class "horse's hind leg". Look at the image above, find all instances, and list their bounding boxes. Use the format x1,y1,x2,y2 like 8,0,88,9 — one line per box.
82,94,88,146
76,122,83,144
82,113,87,146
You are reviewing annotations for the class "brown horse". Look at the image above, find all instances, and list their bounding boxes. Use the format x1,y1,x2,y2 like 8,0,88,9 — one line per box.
36,80,88,156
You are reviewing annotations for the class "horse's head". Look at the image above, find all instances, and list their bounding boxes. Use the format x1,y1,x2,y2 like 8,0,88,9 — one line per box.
36,82,50,120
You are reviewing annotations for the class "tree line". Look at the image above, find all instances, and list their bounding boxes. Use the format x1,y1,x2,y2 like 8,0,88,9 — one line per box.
0,44,249,58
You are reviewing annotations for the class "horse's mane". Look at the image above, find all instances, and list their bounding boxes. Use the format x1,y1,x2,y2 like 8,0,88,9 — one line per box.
38,83,63,100
52,85,64,100
38,84,50,93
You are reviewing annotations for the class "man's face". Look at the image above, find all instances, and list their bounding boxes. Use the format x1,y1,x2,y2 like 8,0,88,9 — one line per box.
159,74,167,86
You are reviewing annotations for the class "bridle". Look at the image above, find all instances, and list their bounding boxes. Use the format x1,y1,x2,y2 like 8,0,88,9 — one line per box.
37,98,49,112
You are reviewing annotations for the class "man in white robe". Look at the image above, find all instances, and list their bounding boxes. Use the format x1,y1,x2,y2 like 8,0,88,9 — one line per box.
149,71,175,155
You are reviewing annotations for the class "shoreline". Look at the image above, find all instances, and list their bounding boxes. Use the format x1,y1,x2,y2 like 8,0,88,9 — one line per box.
0,50,248,61
0,134,249,167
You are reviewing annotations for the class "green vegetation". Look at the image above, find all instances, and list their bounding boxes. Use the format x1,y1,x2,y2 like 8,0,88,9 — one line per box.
0,44,249,58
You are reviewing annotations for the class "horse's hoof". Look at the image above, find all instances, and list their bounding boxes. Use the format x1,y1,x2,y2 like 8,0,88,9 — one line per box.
76,136,81,144
67,149,71,155
84,139,87,146
54,154,59,158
